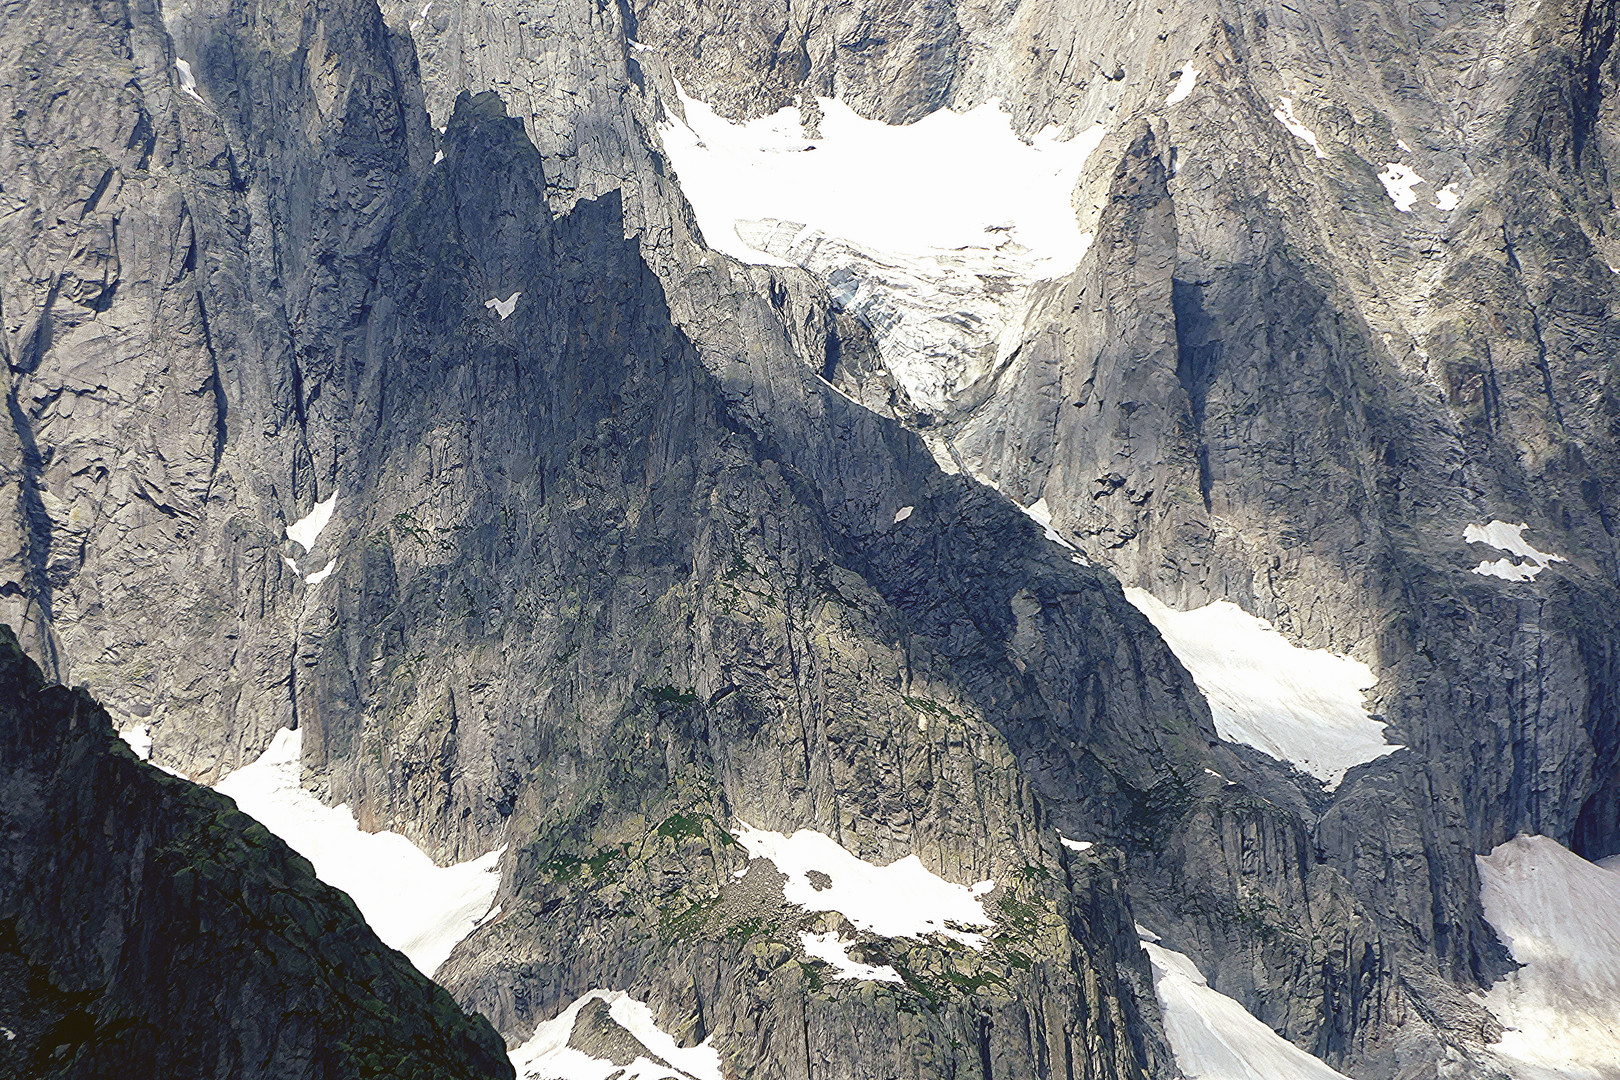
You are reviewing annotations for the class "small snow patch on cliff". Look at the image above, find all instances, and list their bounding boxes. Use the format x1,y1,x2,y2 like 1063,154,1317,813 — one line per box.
1377,163,1426,211
733,821,993,947
511,990,721,1080
486,292,521,319
1273,97,1326,158
1465,520,1564,582
798,931,903,983
174,59,207,105
1165,67,1199,106
286,492,337,553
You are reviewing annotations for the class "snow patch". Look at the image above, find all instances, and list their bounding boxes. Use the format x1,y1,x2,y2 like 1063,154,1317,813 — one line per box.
304,559,336,586
1477,835,1620,1080
1166,67,1199,106
174,59,207,105
798,930,903,983
433,149,444,165
1465,520,1564,582
1059,835,1094,853
286,492,338,553
1124,588,1399,789
732,822,993,948
1273,97,1326,158
120,723,153,761
894,505,914,524
1145,939,1353,1080
511,990,722,1080
215,729,502,976
1435,182,1460,210
1377,163,1426,212
487,292,521,319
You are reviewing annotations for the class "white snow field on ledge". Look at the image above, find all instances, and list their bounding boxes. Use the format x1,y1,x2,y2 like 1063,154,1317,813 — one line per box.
215,728,502,976
1143,939,1352,1080
1124,589,1399,789
659,87,1106,408
1465,520,1566,582
1476,835,1620,1080
733,822,994,948
510,989,721,1080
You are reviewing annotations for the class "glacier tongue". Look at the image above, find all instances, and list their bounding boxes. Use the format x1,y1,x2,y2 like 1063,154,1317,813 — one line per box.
1476,835,1620,1080
732,219,1051,408
659,87,1106,409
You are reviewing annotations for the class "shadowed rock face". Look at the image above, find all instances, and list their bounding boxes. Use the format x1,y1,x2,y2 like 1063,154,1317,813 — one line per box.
0,626,515,1080
4,0,1618,1076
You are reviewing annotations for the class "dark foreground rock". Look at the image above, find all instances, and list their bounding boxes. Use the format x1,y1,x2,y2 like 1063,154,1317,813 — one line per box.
0,625,514,1080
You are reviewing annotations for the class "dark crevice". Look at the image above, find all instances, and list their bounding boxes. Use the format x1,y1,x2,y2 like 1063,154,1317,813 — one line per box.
1171,278,1219,510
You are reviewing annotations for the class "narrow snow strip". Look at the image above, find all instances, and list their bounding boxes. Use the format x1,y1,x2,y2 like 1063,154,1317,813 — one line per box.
1377,163,1426,212
120,723,153,761
486,292,521,319
286,492,338,553
304,559,336,586
215,729,502,976
660,85,1105,273
510,990,721,1080
1435,182,1460,210
1021,497,1075,550
798,931,903,983
1166,67,1199,106
1144,940,1352,1080
1273,97,1326,159
1124,589,1399,789
1477,835,1620,1080
733,822,993,947
174,59,207,104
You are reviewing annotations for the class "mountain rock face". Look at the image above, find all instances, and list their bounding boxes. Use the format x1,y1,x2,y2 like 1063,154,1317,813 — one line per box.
2,0,1618,1076
0,626,514,1079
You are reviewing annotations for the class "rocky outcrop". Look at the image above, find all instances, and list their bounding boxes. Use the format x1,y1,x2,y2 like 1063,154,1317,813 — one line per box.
0,626,514,1080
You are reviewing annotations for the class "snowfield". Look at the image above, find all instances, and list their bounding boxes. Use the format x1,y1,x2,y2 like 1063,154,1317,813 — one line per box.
511,990,722,1080
1124,588,1400,788
1476,835,1620,1080
1144,938,1352,1080
215,728,502,976
733,821,994,948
